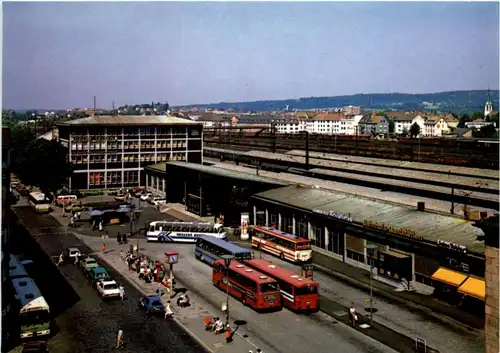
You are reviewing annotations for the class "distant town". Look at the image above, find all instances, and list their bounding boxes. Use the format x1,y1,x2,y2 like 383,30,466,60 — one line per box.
3,90,498,139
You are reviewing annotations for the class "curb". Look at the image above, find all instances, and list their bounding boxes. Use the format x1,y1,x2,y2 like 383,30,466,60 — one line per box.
313,263,483,333
95,253,216,353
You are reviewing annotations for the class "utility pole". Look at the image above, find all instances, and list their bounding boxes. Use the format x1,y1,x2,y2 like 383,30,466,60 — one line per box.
304,131,309,168
93,96,97,116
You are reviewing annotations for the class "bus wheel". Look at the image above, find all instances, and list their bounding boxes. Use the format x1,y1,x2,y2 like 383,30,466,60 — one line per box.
158,237,164,243
280,253,285,261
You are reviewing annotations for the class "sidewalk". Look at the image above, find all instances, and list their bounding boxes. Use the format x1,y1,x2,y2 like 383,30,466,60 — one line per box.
72,232,274,353
167,205,484,331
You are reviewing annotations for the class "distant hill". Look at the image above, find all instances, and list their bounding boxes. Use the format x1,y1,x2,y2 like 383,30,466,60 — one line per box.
174,90,499,114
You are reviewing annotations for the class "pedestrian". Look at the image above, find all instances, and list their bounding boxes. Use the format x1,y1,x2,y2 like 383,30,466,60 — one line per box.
57,253,64,266
164,301,173,319
119,285,125,301
349,305,357,327
116,329,124,349
225,325,233,343
99,220,103,231
122,232,127,244
117,232,122,244
101,241,107,254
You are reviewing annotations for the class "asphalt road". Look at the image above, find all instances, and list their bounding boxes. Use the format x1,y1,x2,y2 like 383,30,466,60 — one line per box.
7,205,205,353
96,197,484,353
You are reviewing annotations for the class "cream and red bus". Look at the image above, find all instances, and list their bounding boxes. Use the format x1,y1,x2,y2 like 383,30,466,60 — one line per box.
252,226,312,263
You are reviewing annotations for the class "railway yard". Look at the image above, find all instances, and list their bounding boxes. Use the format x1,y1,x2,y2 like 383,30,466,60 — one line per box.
203,145,499,217
204,131,499,170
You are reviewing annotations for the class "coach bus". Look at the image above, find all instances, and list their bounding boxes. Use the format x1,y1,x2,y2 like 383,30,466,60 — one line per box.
213,259,282,311
12,277,51,339
28,192,51,213
252,226,312,263
195,236,252,266
146,221,227,243
245,259,319,312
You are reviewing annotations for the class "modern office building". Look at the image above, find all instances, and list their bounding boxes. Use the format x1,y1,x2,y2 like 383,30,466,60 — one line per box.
55,115,203,190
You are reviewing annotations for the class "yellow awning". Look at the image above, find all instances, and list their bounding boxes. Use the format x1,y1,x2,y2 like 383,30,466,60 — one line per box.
458,277,485,301
431,267,468,287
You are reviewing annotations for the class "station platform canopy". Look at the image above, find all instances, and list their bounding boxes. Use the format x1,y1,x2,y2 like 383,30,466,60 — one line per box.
252,184,485,255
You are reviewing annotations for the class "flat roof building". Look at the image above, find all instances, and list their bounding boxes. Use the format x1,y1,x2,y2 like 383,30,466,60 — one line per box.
56,115,203,190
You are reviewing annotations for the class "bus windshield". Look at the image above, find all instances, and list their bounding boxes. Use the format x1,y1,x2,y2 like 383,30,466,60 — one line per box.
296,242,311,250
20,310,50,326
259,282,279,293
235,252,252,261
294,285,318,295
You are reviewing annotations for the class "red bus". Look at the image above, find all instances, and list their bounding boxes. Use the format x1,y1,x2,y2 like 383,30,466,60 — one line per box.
212,259,282,312
245,259,319,312
252,226,312,263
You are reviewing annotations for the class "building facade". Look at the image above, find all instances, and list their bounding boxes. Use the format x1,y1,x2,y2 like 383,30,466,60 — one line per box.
358,114,389,135
251,185,486,301
276,114,364,135
56,115,203,190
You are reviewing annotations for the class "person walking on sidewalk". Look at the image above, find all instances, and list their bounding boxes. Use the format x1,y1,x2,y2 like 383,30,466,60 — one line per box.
349,305,357,327
119,285,125,301
56,253,64,266
116,329,124,349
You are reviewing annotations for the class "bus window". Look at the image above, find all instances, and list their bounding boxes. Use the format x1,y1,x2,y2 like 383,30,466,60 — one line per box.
259,282,279,293
294,285,318,295
296,241,311,250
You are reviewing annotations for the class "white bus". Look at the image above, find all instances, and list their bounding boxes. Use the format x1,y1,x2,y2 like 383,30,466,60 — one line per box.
146,221,227,243
12,277,51,339
28,192,51,213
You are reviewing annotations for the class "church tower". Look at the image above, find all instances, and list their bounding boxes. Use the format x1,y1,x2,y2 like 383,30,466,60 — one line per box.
484,89,494,117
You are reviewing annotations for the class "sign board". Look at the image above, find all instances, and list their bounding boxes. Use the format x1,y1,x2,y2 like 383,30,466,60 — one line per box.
363,220,423,241
165,251,178,264
437,239,467,254
313,209,352,222
240,213,250,241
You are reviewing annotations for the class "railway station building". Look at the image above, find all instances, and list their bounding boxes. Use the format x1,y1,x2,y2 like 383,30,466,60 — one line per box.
55,115,203,191
251,184,487,307
144,161,287,224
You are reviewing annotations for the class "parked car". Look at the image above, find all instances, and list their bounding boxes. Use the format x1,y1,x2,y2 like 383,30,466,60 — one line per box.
138,295,165,315
79,257,99,271
88,267,110,285
140,193,153,202
96,279,121,299
22,341,48,353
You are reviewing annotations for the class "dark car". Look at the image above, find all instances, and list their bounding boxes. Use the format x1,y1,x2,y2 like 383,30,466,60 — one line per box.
22,341,48,353
138,295,165,315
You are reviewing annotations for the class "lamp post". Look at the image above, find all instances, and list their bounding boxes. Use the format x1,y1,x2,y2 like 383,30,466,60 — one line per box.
221,254,234,326
366,244,378,325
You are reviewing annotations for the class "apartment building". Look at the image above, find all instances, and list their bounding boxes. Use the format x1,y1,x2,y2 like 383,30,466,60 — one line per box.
276,113,364,135
56,115,203,190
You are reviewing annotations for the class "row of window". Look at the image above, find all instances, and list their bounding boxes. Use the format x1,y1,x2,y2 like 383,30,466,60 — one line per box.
71,127,190,137
71,141,187,151
71,153,186,164
88,170,139,186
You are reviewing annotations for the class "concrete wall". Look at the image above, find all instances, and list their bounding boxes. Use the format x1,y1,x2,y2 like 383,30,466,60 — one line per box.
485,245,499,353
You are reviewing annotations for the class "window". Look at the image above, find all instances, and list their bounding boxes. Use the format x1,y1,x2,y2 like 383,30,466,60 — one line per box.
295,285,318,295
256,211,266,226
346,249,365,263
259,282,279,293
281,215,293,234
269,213,278,227
311,224,324,249
296,220,308,239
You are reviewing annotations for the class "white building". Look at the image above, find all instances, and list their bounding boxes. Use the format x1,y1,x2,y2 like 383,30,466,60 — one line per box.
484,91,494,117
276,114,364,135
393,115,415,135
465,120,496,130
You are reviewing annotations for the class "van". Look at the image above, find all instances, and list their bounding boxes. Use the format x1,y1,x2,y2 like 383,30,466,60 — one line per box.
56,195,77,206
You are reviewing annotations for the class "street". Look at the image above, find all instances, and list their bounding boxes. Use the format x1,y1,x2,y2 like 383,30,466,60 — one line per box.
103,197,483,353
7,204,206,353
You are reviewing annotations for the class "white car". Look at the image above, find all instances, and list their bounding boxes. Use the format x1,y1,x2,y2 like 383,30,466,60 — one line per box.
96,279,121,298
66,247,81,260
140,193,153,202
151,197,167,206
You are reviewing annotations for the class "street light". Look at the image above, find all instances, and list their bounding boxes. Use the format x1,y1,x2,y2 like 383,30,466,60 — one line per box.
366,244,378,325
221,254,234,326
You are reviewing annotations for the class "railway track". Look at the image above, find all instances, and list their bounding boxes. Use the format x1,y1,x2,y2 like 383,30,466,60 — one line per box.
204,136,499,170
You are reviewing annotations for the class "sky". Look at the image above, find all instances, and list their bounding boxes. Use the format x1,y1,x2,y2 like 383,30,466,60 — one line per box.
2,1,499,110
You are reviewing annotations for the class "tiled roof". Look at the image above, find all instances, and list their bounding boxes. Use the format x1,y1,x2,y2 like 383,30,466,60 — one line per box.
313,112,344,121
56,115,199,126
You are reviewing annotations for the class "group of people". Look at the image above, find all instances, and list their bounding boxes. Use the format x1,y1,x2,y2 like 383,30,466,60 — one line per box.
204,317,234,342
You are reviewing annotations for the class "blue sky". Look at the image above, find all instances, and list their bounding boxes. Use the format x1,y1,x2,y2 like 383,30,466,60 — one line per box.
2,1,499,110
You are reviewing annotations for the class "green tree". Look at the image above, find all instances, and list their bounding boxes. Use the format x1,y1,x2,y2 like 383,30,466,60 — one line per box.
457,114,471,128
401,127,409,137
473,124,497,138
409,122,421,138
10,125,36,168
15,139,73,196
387,118,395,134
471,111,484,120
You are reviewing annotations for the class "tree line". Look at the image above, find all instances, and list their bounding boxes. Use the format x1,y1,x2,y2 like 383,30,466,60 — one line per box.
9,125,73,198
